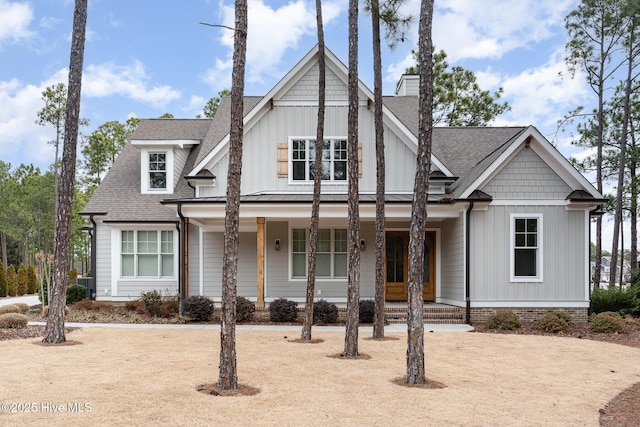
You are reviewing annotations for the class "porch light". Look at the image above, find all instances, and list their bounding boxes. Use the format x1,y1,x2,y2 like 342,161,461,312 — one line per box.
360,239,365,251
275,239,281,251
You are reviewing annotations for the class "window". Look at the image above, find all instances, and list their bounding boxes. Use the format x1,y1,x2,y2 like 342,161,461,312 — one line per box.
121,230,174,278
291,138,347,181
510,214,543,281
148,152,167,189
291,228,347,279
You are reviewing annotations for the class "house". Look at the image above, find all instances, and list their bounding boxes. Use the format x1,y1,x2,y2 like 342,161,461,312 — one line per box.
81,46,605,323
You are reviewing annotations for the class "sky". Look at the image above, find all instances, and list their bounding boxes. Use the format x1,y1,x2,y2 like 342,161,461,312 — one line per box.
2,0,616,243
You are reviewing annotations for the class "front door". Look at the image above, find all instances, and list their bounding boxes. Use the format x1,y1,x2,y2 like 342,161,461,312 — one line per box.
385,231,435,302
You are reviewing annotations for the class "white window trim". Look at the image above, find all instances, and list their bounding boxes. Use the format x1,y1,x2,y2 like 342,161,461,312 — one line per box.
289,226,348,281
287,136,348,185
141,147,174,194
115,227,177,280
510,213,543,282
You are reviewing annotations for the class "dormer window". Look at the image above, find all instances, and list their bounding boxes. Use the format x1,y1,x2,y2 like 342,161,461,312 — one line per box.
149,153,167,189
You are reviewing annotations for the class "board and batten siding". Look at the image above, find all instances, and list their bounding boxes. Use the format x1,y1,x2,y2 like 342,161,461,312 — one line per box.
470,205,587,303
94,221,112,300
187,224,200,297
439,217,465,304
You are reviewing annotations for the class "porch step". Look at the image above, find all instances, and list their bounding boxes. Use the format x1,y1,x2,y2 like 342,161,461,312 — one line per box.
384,305,465,325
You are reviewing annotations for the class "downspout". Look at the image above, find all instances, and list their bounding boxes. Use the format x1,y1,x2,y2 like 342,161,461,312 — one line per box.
465,201,474,325
89,214,97,300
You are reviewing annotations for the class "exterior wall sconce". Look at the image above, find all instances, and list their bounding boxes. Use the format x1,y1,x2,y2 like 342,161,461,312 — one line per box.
275,239,281,251
360,239,365,251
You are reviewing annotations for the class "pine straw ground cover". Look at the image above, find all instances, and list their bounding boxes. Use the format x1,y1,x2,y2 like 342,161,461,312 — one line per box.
1,325,639,426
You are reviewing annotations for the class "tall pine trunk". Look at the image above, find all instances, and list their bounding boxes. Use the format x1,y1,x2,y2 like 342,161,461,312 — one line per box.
343,0,361,357
406,0,434,385
301,1,326,341
218,0,247,390
43,0,87,344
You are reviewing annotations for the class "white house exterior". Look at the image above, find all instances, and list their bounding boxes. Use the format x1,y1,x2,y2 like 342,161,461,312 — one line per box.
81,46,605,323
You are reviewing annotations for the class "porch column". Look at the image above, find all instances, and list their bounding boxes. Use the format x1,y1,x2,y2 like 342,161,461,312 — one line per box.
256,217,265,308
183,217,189,298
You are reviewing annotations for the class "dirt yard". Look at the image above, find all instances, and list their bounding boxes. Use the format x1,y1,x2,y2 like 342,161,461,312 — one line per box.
1,327,639,426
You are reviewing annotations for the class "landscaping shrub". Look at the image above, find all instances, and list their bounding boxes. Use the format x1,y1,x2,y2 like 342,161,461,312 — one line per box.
27,265,38,294
0,304,21,315
66,284,87,304
589,311,626,334
160,295,181,318
236,296,256,322
124,300,147,315
181,295,214,321
269,298,298,322
17,264,28,296
359,299,375,323
0,313,28,329
484,311,521,330
140,290,163,317
69,267,78,284
535,312,570,333
72,299,108,312
6,265,18,297
313,299,338,325
591,285,639,314
12,303,29,314
0,264,7,297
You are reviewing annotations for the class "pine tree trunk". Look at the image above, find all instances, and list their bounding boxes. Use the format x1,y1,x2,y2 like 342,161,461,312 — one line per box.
406,0,434,385
301,0,326,341
218,0,247,390
371,0,386,339
43,0,87,344
343,0,361,357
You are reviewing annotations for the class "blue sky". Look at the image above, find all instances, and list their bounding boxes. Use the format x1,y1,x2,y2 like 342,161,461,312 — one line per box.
1,0,590,172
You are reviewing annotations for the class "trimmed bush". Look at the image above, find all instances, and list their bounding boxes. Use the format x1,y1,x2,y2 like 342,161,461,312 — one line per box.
313,299,338,325
236,296,256,322
17,264,28,296
140,290,163,317
6,265,18,297
484,311,521,330
589,311,626,334
591,285,639,314
181,295,214,321
0,313,28,329
12,303,29,314
535,312,570,333
269,298,298,322
0,304,21,315
27,265,38,294
359,299,375,323
0,264,7,297
69,267,78,284
66,284,87,304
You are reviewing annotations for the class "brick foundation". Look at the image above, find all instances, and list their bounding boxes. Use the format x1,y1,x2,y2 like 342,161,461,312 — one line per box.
470,307,589,323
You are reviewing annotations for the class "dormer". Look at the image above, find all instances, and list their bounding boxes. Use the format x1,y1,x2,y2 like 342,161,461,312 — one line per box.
131,139,199,195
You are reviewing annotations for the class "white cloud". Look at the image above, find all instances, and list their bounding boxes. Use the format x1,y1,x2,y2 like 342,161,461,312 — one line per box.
0,0,34,45
204,0,343,91
83,61,181,108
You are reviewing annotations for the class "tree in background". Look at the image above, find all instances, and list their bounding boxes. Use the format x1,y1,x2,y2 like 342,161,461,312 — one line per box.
406,49,509,126
365,0,411,339
27,264,38,294
343,0,361,357
201,90,232,118
218,0,248,390
43,0,88,344
6,265,18,297
0,264,7,297
406,0,434,385
300,0,327,341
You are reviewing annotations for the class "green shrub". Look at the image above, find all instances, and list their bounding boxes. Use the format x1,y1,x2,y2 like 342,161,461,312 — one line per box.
6,265,18,297
236,296,256,322
0,264,7,297
12,303,29,314
66,284,87,304
589,311,626,334
548,311,572,323
313,299,338,324
69,268,78,284
0,313,28,329
27,265,38,294
591,285,639,314
0,304,21,315
140,290,163,317
181,295,214,321
535,312,570,333
359,299,375,323
484,311,521,330
269,298,298,322
17,264,28,296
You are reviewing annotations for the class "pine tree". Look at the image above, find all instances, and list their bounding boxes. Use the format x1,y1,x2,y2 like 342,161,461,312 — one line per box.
6,265,18,297
27,264,38,294
17,264,28,296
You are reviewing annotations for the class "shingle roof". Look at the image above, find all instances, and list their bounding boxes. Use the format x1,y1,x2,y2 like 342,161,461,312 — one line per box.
131,118,212,141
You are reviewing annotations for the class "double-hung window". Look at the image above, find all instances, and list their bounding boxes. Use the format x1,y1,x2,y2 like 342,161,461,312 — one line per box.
291,228,347,279
148,152,167,190
510,214,543,281
121,230,174,278
291,138,347,181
